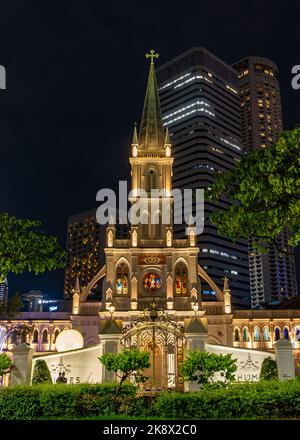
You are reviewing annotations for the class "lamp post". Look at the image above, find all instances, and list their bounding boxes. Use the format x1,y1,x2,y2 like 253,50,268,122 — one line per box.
108,303,115,319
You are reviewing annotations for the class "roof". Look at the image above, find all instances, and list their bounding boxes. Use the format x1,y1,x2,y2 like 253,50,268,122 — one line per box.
99,319,121,335
185,317,208,334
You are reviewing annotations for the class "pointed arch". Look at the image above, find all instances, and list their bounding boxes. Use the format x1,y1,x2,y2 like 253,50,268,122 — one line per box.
81,265,106,302
233,326,240,342
42,328,48,344
115,259,130,295
242,326,249,342
254,326,260,342
174,260,188,295
197,264,224,301
33,328,39,344
263,326,270,341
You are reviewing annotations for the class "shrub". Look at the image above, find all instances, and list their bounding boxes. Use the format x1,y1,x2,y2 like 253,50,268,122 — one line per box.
260,357,278,381
0,386,42,420
32,360,52,385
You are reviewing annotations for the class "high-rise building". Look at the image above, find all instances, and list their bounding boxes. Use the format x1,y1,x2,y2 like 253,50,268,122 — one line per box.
232,57,298,307
0,279,8,305
156,48,250,308
64,208,129,299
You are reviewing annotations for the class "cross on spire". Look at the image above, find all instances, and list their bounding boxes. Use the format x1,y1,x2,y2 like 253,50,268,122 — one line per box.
145,49,159,65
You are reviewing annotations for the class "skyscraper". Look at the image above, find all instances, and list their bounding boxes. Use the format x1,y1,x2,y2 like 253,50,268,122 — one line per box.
232,57,298,307
0,278,8,305
64,209,105,299
156,48,250,308
64,208,129,299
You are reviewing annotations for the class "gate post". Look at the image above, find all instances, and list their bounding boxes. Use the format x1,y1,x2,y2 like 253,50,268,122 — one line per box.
11,343,34,385
184,316,208,392
99,319,121,383
273,339,295,381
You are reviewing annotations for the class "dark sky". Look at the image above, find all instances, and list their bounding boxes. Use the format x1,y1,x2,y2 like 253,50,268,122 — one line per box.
0,0,299,298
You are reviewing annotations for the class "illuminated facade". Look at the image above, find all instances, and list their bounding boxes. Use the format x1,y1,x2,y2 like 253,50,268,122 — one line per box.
232,57,298,307
2,52,300,388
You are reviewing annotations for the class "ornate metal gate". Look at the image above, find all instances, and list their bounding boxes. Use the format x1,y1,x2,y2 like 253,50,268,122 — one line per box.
120,303,185,391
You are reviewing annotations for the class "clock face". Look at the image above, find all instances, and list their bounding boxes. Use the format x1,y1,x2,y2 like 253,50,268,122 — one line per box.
143,273,162,291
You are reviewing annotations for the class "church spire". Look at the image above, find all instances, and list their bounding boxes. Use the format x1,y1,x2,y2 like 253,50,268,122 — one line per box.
139,50,165,149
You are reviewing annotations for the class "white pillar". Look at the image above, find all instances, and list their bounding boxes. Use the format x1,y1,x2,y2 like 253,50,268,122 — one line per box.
11,343,34,385
273,339,295,381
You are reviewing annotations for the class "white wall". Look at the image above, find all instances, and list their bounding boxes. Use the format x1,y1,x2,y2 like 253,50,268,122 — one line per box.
206,343,275,382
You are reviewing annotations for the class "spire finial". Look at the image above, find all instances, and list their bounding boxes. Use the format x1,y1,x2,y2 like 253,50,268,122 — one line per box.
223,275,230,292
132,122,138,145
74,275,80,294
145,49,159,65
164,126,170,145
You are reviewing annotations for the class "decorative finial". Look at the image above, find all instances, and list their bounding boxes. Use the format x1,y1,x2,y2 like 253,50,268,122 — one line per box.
145,49,159,65
223,275,230,292
132,122,138,145
164,126,170,145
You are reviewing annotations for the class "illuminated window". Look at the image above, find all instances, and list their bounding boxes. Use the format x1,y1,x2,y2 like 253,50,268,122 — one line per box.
175,262,188,294
263,327,269,341
243,327,249,342
54,329,60,343
283,327,289,340
254,327,260,342
143,273,162,291
274,327,280,341
116,262,129,295
234,328,240,341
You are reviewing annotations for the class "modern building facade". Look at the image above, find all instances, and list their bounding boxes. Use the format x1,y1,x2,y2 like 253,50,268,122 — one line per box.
0,279,8,305
232,57,298,307
64,209,129,300
64,209,105,300
156,48,250,308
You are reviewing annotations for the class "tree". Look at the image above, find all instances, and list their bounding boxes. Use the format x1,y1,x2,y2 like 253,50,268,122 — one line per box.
0,213,65,283
260,357,278,381
99,349,150,393
32,360,53,385
208,127,300,254
0,353,12,377
0,292,23,319
181,350,237,388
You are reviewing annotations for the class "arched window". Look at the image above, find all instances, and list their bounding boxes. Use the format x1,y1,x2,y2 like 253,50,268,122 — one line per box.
283,327,289,340
234,328,240,341
295,327,300,341
263,327,269,341
54,329,60,343
116,262,129,295
146,169,157,192
274,327,280,341
175,262,188,294
243,327,249,342
33,329,39,343
254,327,260,342
42,329,48,344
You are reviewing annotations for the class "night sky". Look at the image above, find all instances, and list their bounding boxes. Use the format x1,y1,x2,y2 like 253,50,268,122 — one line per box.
0,1,299,298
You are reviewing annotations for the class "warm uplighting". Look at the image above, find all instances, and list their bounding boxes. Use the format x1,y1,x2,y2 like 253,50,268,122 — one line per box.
193,302,199,316
108,303,115,317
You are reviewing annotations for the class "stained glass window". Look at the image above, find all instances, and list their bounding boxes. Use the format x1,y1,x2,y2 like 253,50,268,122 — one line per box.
143,273,162,291
116,262,129,294
175,263,187,294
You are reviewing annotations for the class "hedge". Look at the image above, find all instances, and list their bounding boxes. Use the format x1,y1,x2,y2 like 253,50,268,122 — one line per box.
156,380,300,419
0,380,300,420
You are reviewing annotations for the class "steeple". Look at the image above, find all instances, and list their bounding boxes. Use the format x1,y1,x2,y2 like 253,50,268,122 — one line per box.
139,50,165,149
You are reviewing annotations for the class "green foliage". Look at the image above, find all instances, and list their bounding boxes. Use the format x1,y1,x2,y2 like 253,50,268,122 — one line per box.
0,352,12,376
180,350,237,387
0,381,300,419
208,126,300,253
260,357,278,381
99,349,150,391
0,292,24,319
156,380,300,419
32,360,53,385
0,212,65,283
0,383,136,420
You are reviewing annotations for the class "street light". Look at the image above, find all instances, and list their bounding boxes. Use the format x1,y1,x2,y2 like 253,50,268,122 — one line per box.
108,303,115,318
193,302,199,316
